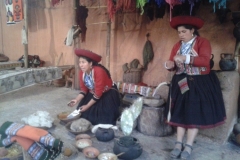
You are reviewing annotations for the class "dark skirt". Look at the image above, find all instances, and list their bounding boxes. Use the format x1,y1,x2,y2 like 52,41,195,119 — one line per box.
164,71,226,129
77,84,121,125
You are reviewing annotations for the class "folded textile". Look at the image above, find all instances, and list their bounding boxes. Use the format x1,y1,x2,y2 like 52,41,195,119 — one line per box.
0,121,63,160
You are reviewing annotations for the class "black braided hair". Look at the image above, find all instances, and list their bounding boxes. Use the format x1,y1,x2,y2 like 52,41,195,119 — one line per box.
79,56,111,78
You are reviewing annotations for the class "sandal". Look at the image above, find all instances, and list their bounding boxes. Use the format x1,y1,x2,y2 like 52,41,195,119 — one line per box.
170,141,183,158
180,144,193,160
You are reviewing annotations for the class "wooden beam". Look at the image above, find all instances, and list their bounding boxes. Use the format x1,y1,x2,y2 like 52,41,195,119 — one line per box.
23,0,28,68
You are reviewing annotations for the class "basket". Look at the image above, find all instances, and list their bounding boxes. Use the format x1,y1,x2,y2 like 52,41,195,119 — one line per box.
123,68,142,84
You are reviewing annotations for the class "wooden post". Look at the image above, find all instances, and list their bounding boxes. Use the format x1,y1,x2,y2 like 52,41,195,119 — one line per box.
106,19,111,70
23,0,28,68
74,0,80,90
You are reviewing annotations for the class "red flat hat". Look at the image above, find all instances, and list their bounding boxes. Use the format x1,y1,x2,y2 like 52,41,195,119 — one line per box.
170,16,204,29
75,49,102,62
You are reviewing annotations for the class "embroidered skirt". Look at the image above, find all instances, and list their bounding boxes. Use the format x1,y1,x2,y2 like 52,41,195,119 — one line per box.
77,84,121,125
165,71,226,129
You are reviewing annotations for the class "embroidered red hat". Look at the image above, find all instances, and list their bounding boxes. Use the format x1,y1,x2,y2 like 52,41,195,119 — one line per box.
170,16,204,29
75,49,102,62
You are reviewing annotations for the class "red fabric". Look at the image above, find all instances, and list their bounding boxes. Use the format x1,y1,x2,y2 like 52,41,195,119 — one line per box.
116,0,136,12
75,49,101,62
168,36,211,75
51,0,63,7
170,16,204,29
79,66,113,99
107,0,116,20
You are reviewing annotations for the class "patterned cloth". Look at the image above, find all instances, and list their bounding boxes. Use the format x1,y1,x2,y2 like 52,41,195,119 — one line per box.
0,121,63,160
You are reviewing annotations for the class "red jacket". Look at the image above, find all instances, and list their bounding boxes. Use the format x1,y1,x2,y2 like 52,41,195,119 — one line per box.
79,66,113,100
169,36,211,75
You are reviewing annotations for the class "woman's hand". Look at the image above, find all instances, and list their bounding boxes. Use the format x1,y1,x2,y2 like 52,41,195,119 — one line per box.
173,55,185,64
165,60,175,69
67,99,78,107
79,104,91,112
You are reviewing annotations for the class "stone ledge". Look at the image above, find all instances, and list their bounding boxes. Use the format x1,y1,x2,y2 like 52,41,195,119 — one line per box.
199,71,239,144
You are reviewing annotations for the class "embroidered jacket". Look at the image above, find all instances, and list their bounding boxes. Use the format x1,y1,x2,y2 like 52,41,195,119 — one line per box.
79,66,113,101
169,36,211,75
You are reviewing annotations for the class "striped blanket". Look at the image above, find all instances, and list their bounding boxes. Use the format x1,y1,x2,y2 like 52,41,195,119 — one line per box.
0,121,63,160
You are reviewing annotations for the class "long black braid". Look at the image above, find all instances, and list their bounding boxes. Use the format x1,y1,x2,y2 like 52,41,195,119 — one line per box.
80,56,111,78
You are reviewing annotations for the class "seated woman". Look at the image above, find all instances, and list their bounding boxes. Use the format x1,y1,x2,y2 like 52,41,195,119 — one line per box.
68,49,121,125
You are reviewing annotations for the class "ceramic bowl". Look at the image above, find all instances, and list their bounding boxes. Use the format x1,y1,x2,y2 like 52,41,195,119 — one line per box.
75,139,92,150
57,111,81,124
83,146,100,159
65,121,91,135
98,152,118,160
75,133,91,140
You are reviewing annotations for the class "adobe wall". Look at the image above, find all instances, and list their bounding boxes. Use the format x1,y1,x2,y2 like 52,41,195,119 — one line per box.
0,0,239,86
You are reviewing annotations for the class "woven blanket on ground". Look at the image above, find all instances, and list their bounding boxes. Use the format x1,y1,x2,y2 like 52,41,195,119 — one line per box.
0,121,63,160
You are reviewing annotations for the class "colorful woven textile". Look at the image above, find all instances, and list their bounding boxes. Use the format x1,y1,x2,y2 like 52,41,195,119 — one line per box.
209,0,227,12
0,121,63,160
136,0,148,15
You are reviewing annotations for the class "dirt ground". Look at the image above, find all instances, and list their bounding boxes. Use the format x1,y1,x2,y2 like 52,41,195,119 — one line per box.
0,84,240,160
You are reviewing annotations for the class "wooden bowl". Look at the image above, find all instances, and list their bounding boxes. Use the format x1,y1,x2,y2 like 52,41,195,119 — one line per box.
98,152,118,160
83,146,100,159
57,112,81,124
65,121,91,135
75,139,92,150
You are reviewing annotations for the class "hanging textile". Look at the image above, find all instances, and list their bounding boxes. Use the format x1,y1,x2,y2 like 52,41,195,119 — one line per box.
116,0,136,12
107,0,116,20
165,0,182,21
5,0,24,24
179,0,199,15
50,0,64,7
148,0,165,7
209,0,227,12
136,0,148,15
13,0,23,22
76,5,88,42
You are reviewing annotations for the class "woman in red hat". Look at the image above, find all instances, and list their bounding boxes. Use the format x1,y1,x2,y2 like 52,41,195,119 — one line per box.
164,16,226,159
68,49,120,125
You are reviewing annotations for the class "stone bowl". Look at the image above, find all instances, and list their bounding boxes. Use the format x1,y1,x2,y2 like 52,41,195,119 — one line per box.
65,121,91,135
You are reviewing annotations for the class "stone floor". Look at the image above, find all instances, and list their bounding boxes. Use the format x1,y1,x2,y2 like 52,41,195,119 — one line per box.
0,84,240,160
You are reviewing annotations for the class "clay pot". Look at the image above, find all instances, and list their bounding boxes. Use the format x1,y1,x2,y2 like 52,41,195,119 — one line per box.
233,123,240,135
95,127,115,142
210,54,214,69
113,136,142,160
75,139,92,150
83,146,100,159
219,53,237,71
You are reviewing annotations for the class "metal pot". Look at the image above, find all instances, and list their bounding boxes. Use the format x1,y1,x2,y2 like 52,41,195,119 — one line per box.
219,53,237,71
113,136,142,160
95,127,115,142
